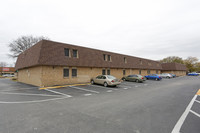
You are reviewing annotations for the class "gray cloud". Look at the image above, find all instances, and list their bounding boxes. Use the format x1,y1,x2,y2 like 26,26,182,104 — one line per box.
0,0,200,65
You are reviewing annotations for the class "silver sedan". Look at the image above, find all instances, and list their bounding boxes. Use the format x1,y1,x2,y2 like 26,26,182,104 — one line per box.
91,75,121,87
158,73,173,78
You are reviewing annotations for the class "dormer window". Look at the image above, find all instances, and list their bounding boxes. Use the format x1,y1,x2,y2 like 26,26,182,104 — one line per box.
140,60,142,65
103,54,107,61
124,57,127,63
108,55,111,62
64,48,70,57
73,49,78,58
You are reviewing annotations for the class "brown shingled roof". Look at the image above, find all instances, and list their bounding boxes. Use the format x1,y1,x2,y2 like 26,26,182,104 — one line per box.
161,63,187,71
15,40,162,70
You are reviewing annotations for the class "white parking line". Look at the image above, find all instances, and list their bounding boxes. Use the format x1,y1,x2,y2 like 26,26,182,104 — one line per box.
107,90,113,92
0,87,39,92
0,97,69,104
84,94,92,96
171,94,197,133
0,92,63,97
195,100,200,104
119,85,132,88
190,110,200,118
45,89,72,97
70,86,99,94
90,85,116,90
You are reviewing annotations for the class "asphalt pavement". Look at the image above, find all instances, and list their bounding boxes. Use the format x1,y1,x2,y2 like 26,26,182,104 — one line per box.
0,76,199,133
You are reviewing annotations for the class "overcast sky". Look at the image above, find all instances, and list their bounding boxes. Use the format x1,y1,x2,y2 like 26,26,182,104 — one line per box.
0,0,200,66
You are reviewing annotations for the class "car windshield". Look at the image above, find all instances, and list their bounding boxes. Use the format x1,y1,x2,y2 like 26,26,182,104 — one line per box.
107,75,116,79
137,75,142,77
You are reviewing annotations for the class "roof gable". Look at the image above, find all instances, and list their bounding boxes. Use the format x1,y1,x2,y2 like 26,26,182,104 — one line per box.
15,41,43,70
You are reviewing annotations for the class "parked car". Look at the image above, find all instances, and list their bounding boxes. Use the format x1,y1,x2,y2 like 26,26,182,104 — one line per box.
169,73,176,78
2,74,14,77
91,75,121,87
145,74,162,81
187,72,199,76
158,73,173,79
122,75,146,83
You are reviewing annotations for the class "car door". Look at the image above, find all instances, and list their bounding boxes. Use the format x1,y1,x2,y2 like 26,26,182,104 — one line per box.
100,76,107,84
126,75,131,81
152,74,156,79
94,75,102,84
132,75,137,81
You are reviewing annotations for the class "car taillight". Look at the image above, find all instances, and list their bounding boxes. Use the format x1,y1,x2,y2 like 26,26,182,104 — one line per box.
159,76,161,78
111,80,114,82
142,77,143,79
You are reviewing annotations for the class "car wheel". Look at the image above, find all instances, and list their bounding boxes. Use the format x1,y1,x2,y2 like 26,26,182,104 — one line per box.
155,78,158,81
167,76,170,79
122,78,125,81
136,79,139,83
91,80,94,84
104,82,108,87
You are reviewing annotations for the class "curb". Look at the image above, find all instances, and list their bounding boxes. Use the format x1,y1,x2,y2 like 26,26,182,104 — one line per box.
39,83,91,90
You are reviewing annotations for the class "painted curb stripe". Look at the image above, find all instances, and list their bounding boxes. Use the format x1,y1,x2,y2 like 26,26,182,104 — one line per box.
196,89,200,95
39,83,91,90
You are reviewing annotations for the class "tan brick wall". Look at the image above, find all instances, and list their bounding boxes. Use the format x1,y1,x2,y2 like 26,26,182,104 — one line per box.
41,66,103,87
17,66,42,86
17,66,162,87
161,70,186,76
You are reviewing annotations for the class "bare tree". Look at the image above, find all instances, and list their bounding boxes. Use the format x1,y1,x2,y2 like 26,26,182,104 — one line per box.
8,35,49,58
0,62,8,76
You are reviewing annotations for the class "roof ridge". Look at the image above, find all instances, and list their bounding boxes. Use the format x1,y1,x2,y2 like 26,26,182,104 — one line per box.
43,40,160,63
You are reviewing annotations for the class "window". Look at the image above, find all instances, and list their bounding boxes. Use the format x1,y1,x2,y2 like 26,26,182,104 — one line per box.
148,62,152,66
64,48,70,57
156,70,159,74
147,70,151,74
102,69,106,75
140,60,142,65
102,76,106,79
73,49,78,58
123,69,126,75
72,69,77,77
96,75,102,79
103,54,107,61
107,69,110,75
139,70,142,75
124,57,127,63
63,68,69,77
108,55,111,62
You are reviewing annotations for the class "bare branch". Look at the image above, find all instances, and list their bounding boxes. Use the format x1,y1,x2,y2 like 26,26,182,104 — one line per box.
8,35,49,58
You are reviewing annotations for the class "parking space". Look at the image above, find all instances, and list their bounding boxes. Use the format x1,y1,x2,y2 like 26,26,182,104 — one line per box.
0,79,70,104
0,76,200,133
0,78,165,104
0,77,193,104
172,89,200,133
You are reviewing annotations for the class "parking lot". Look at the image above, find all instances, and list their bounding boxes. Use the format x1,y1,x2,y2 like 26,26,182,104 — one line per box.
0,76,200,133
0,77,176,103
